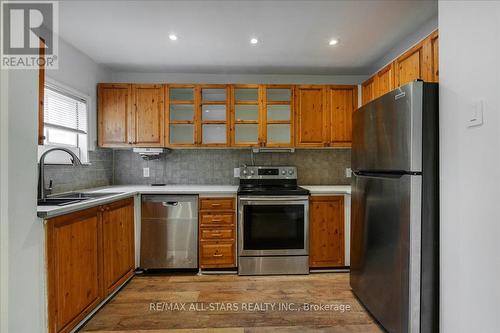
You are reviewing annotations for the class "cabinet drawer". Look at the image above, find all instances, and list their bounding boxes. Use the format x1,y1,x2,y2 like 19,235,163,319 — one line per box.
200,242,235,266
200,198,234,211
200,213,234,226
200,228,234,240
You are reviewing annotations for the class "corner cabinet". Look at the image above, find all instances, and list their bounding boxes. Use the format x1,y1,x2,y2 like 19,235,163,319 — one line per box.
98,84,164,147
309,196,345,268
46,198,135,333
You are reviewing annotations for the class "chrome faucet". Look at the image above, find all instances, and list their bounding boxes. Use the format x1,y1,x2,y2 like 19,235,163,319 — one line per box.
38,147,83,200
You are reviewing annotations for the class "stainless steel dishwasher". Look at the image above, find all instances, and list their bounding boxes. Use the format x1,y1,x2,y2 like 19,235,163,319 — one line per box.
140,195,198,269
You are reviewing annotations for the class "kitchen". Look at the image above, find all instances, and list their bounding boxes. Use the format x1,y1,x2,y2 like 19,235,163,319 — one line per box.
1,1,500,333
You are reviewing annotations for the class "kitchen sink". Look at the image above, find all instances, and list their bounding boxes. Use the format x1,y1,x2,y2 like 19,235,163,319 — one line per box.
37,198,86,206
50,192,123,200
38,192,124,206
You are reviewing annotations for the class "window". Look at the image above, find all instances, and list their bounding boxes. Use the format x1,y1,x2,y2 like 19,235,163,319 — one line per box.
42,83,89,163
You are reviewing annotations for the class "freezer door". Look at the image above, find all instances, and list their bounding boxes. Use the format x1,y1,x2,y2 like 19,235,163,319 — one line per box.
350,173,421,333
352,81,423,173
140,195,198,269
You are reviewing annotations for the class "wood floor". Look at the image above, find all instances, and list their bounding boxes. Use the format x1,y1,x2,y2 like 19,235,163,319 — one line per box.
81,273,384,333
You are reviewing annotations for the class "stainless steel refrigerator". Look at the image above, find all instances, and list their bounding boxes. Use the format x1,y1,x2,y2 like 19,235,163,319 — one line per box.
350,81,439,333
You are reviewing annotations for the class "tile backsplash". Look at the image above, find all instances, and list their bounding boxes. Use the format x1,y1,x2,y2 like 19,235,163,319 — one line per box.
42,149,113,194
113,149,351,186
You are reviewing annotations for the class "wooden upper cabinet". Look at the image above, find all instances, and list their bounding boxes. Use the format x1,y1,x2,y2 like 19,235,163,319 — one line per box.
295,86,328,147
427,30,439,82
231,84,263,147
98,84,132,147
328,86,357,147
131,84,164,147
38,38,45,145
200,84,230,147
309,196,345,268
395,41,426,87
101,198,135,296
46,207,102,333
263,85,294,147
362,30,438,105
361,77,375,106
375,63,395,97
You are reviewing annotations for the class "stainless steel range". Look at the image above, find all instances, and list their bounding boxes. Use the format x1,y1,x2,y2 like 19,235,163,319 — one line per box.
237,166,310,275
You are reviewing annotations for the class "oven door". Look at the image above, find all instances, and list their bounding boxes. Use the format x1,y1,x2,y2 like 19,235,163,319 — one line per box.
238,196,309,256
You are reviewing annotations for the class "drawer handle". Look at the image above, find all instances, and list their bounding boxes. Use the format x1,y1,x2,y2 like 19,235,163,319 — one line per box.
211,203,222,207
213,254,223,257
211,219,222,223
211,233,223,237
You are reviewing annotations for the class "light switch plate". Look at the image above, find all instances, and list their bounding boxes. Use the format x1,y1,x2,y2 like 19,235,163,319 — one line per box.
143,167,150,178
468,100,484,128
345,168,352,178
234,168,240,178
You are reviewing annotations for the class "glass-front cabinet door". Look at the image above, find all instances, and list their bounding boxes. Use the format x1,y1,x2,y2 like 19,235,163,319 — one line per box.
231,85,262,147
167,85,197,146
263,85,293,147
200,85,229,146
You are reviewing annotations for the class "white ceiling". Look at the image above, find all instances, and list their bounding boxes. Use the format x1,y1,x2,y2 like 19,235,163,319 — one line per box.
58,0,437,75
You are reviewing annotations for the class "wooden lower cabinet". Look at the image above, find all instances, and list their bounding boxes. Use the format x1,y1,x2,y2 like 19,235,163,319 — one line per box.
46,198,135,333
309,196,345,268
101,198,135,296
199,197,236,269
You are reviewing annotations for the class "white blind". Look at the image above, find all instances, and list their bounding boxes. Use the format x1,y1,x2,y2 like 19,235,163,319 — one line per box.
44,86,88,134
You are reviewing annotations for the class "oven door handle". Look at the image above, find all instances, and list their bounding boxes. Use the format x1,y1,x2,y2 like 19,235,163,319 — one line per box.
238,196,309,202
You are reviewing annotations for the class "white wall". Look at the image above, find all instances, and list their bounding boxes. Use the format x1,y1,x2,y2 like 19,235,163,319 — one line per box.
47,38,112,150
439,1,500,332
0,37,112,333
1,68,45,333
0,55,10,333
111,72,367,85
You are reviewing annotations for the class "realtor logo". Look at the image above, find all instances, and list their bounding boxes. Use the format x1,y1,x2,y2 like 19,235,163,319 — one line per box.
1,1,58,69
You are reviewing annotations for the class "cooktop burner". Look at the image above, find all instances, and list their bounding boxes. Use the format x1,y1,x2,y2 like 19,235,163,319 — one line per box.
237,166,310,196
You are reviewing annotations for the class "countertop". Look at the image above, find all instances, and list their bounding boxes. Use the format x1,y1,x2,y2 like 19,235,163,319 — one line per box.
37,184,351,219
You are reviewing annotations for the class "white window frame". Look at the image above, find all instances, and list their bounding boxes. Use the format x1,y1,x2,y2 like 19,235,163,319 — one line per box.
39,78,91,164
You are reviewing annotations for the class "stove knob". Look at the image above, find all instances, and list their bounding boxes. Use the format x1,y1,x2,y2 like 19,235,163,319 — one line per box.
242,169,248,176
281,170,286,175
288,169,294,175
250,170,255,175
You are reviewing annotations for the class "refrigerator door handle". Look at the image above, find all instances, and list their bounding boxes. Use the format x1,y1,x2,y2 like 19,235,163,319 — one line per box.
353,170,406,179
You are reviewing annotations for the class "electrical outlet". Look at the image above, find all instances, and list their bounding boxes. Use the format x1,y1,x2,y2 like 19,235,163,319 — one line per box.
143,167,150,178
345,168,352,178
234,167,240,178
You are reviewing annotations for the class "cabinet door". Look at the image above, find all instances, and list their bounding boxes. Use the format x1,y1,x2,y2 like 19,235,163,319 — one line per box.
328,86,357,147
264,85,294,147
295,86,328,147
395,42,426,87
375,63,395,97
309,196,345,268
102,198,135,296
426,30,439,82
46,207,102,333
131,84,164,147
167,85,197,147
200,85,229,146
98,84,132,147
361,76,376,105
231,85,262,147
